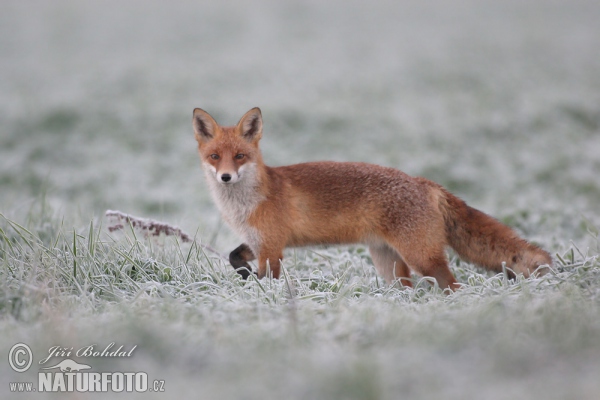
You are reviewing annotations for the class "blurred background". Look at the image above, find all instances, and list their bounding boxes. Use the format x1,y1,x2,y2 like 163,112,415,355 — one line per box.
1,0,599,250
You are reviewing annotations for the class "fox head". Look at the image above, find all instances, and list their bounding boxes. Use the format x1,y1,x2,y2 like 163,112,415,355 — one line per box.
193,107,263,185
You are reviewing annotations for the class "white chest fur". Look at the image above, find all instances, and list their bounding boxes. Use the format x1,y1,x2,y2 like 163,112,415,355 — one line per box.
203,163,264,252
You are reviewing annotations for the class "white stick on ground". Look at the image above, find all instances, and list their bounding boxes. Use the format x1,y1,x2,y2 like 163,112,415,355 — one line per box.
104,210,226,259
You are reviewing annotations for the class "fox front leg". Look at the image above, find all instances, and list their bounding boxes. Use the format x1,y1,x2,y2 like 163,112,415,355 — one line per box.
256,244,284,279
229,243,256,279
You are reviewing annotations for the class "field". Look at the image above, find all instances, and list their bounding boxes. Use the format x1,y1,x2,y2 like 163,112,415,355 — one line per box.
1,0,600,398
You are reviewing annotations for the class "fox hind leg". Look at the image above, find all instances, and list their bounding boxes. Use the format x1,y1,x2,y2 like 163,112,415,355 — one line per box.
388,240,459,291
369,244,413,287
405,250,458,291
229,243,256,279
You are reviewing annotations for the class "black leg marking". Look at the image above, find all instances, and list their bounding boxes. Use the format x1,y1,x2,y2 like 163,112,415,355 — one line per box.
229,243,256,280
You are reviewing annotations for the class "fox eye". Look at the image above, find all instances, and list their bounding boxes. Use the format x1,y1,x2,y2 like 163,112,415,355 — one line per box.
210,154,220,160
235,153,245,160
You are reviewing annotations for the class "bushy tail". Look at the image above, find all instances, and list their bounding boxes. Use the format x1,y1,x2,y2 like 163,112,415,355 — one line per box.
438,189,552,277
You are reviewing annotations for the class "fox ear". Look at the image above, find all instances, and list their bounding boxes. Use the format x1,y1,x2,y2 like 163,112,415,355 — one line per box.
236,107,262,142
193,108,218,143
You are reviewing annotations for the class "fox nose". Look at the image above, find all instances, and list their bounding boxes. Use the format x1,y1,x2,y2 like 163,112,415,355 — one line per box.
221,174,232,182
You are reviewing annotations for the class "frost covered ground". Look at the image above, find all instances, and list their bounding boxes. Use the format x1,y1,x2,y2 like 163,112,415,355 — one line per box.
1,0,600,399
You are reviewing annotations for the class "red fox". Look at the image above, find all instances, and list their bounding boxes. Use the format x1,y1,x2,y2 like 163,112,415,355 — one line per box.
193,107,552,290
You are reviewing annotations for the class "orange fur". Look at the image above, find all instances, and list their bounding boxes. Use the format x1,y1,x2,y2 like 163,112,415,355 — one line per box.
193,107,552,290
